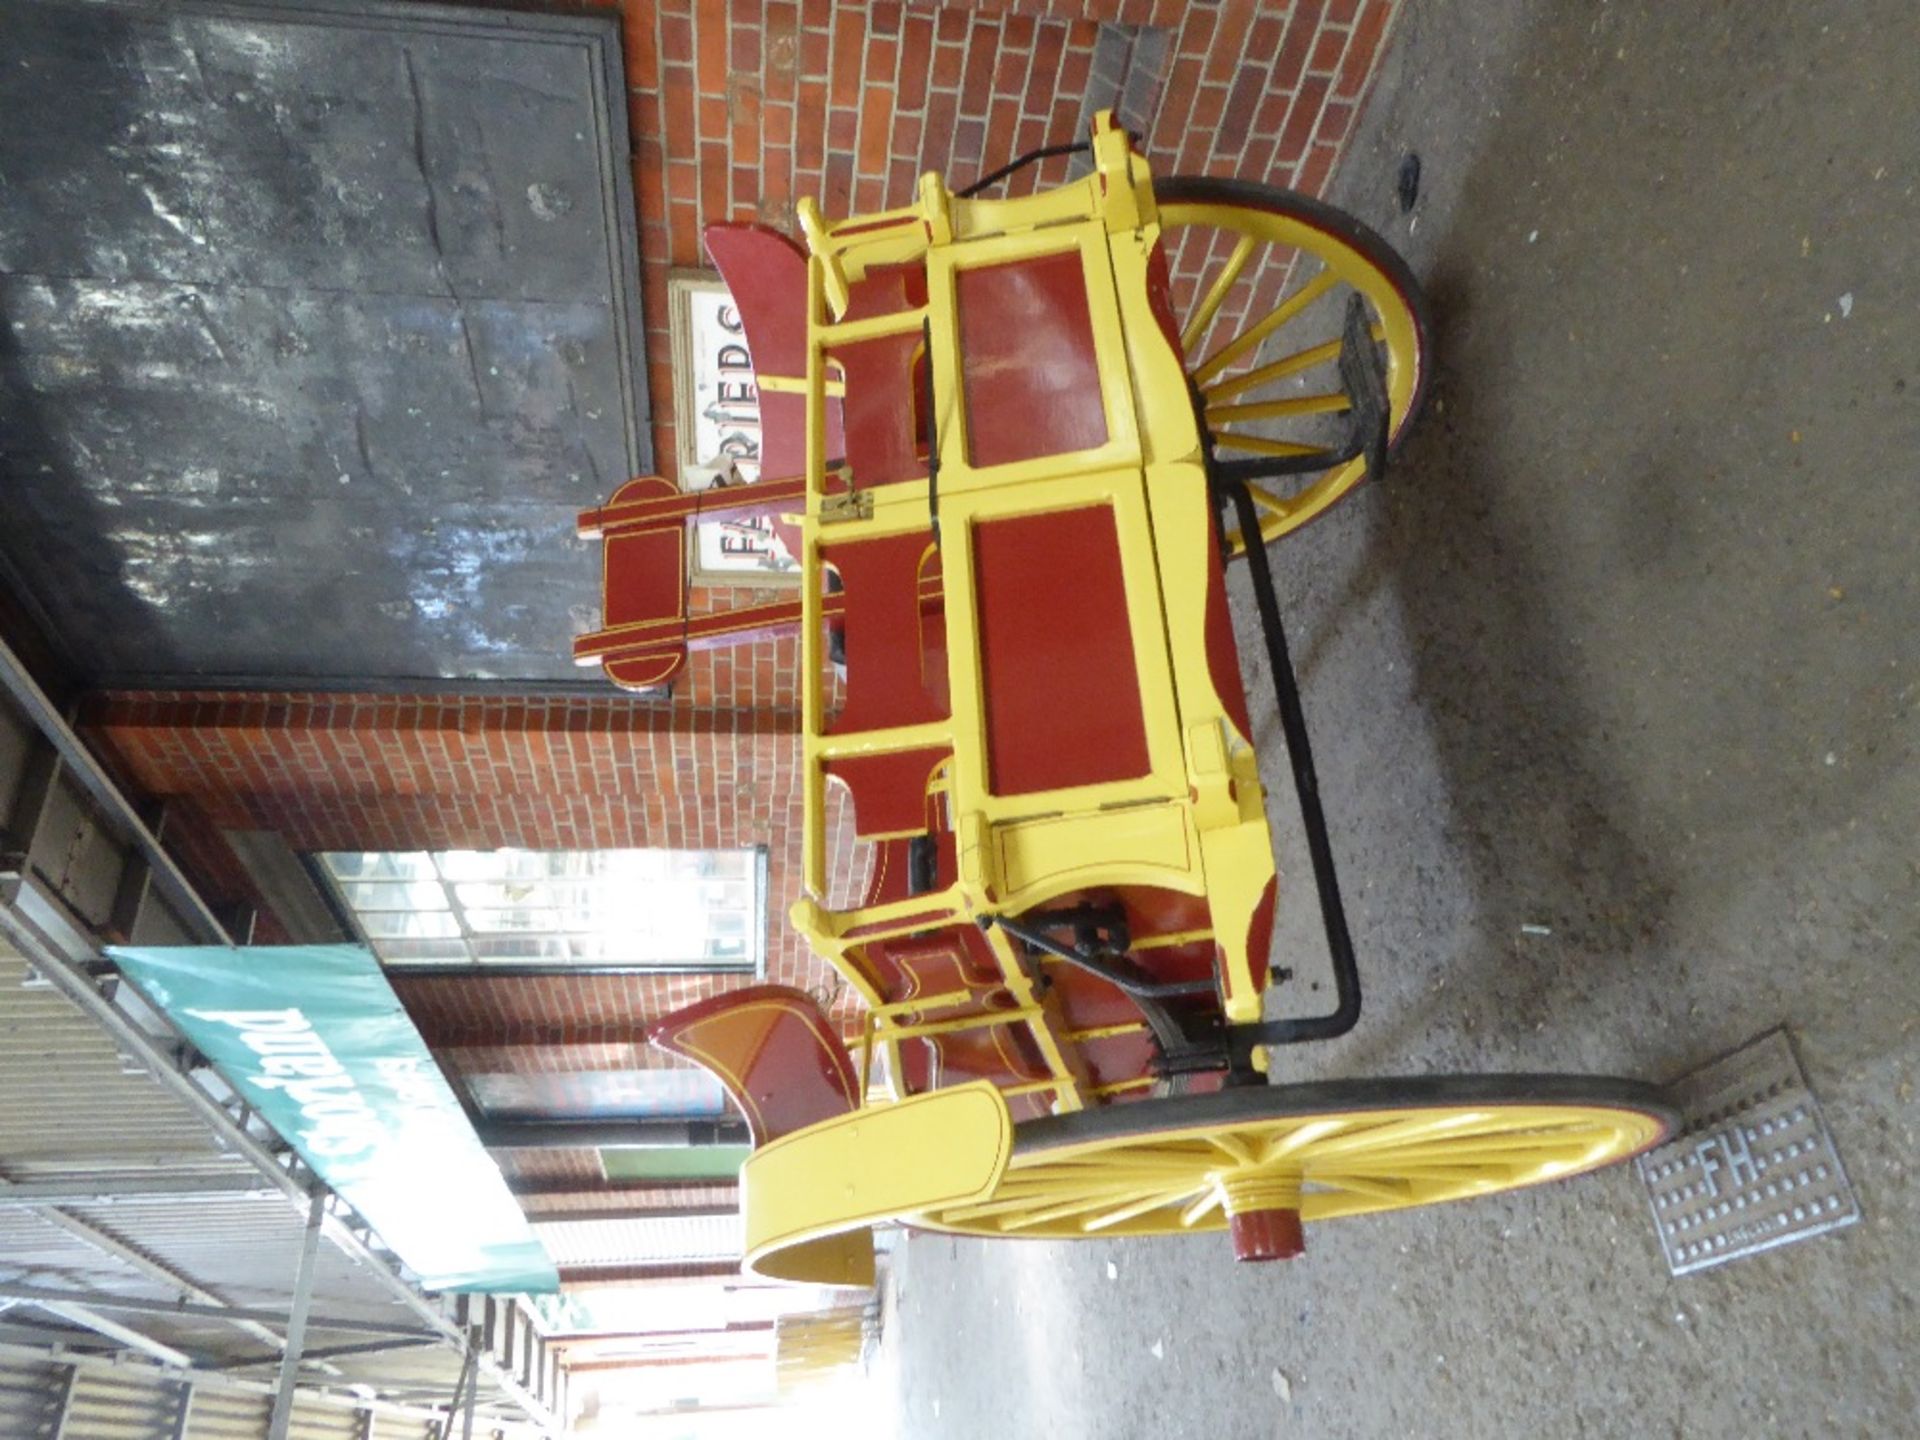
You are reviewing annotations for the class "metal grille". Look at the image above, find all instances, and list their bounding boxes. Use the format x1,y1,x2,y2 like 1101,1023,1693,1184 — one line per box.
1637,1027,1861,1276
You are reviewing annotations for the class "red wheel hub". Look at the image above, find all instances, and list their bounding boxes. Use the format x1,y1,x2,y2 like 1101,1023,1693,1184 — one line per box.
1228,1206,1305,1262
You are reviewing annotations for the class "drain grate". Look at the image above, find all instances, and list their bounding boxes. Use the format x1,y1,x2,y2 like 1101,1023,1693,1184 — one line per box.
1637,1027,1860,1276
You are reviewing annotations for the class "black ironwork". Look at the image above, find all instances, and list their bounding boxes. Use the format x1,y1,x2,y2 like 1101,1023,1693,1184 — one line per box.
956,140,1092,198
1188,291,1396,1067
1206,293,1389,490
920,316,943,547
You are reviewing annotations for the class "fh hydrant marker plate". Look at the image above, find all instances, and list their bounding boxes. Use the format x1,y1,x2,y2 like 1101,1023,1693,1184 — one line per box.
1637,1027,1859,1276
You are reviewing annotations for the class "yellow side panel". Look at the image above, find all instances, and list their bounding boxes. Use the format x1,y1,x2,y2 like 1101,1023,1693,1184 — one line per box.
992,801,1197,906
743,1083,1014,1285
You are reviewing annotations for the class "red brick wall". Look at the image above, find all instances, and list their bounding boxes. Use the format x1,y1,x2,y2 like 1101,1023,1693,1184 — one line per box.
84,690,864,1001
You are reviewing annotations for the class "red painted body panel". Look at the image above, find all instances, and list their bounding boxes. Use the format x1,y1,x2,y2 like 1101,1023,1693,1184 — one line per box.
703,223,847,481
824,746,949,839
575,474,820,688
971,505,1151,796
955,249,1108,468
647,985,857,1146
827,264,930,488
821,530,947,735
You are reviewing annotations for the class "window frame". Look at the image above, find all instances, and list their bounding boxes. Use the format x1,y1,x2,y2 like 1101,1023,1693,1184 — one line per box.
308,845,769,978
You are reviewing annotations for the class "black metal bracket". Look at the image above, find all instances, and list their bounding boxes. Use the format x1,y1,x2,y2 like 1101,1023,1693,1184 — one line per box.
978,912,1214,1062
979,912,1210,1002
1192,294,1391,1063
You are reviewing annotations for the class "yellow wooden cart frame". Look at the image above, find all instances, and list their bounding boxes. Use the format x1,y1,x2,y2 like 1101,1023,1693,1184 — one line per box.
600,113,1676,1275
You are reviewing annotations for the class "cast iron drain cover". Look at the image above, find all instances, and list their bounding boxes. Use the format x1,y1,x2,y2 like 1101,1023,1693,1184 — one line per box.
1637,1027,1859,1276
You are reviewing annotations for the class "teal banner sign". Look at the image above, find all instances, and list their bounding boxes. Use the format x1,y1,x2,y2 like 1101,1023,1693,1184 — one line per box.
109,945,558,1294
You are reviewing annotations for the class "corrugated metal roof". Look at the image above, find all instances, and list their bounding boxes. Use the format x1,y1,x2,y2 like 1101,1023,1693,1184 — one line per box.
0,1350,455,1440
54,1194,433,1330
0,958,243,1174
532,1213,744,1267
0,950,419,1339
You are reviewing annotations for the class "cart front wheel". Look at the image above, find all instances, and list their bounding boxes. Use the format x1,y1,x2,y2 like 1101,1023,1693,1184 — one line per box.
1154,178,1433,551
917,1075,1675,1261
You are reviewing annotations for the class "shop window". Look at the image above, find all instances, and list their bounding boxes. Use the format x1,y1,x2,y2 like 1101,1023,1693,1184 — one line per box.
315,847,765,973
465,1068,731,1121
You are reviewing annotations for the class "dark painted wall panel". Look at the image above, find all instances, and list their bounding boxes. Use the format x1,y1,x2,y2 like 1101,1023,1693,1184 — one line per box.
0,0,648,687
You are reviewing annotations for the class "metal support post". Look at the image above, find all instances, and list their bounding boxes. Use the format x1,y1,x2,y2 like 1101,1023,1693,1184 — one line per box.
266,1187,326,1440
50,1361,80,1440
209,1337,440,1371
0,1285,436,1339
437,1342,475,1440
33,1300,194,1368
0,1173,273,1207
167,1380,195,1440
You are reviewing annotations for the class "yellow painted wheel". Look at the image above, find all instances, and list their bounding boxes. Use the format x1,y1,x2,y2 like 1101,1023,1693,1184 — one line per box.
1155,178,1433,551
916,1075,1675,1261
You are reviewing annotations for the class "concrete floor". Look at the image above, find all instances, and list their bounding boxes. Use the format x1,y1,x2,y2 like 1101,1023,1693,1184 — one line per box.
876,3,1919,1435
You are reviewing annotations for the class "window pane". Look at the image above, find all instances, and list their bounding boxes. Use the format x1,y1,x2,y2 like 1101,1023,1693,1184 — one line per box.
375,939,472,964
467,1068,729,1119
358,910,462,939
432,850,512,881
320,847,760,972
337,880,449,912
567,935,659,965
470,936,570,964
463,908,557,934
451,881,605,911
325,851,436,882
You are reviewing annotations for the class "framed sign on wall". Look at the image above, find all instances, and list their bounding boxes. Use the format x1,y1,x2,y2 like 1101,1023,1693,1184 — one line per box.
667,272,798,585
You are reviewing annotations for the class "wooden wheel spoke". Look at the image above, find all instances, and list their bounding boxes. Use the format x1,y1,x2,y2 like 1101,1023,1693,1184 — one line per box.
1205,334,1340,402
1180,1185,1226,1227
1407,1127,1617,1163
1246,489,1294,521
1206,392,1350,424
1080,1184,1204,1233
1002,1183,1196,1233
1284,1110,1501,1161
1192,268,1339,385
1181,232,1259,353
1210,433,1328,459
1303,1172,1411,1203
1206,1131,1257,1166
1020,1146,1217,1177
1258,1118,1348,1166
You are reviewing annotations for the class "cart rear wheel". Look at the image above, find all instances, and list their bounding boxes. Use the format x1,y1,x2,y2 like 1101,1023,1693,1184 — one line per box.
916,1075,1675,1261
1154,178,1433,550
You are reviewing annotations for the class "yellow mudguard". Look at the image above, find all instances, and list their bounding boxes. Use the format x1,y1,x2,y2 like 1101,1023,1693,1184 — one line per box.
743,1082,1014,1284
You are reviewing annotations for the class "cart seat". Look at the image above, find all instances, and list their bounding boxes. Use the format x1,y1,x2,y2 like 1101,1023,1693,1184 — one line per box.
648,985,858,1145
